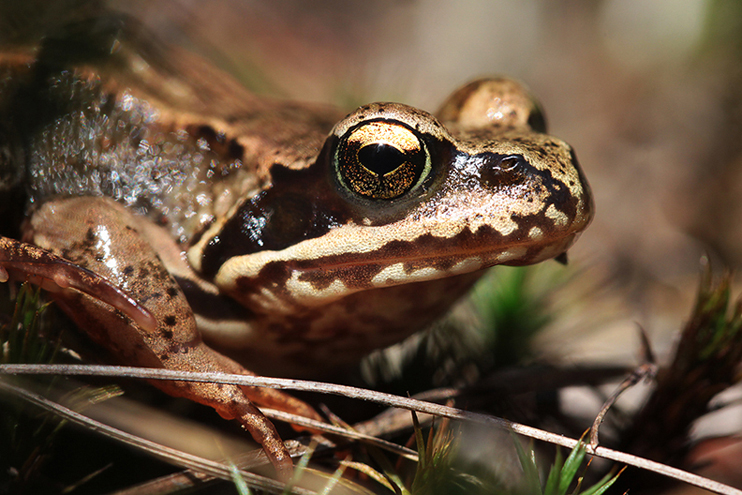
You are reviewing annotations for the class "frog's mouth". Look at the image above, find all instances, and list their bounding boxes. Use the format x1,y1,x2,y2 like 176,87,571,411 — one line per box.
285,230,580,289
217,225,582,305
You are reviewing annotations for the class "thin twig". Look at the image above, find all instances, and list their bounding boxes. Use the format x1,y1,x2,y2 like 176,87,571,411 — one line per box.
1,363,740,495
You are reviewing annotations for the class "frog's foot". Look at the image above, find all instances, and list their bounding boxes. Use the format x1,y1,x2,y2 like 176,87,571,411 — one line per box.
139,351,297,480
0,236,156,331
24,197,319,479
208,347,325,426
145,344,303,480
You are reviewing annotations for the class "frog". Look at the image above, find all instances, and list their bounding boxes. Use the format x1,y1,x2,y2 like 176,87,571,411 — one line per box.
0,15,593,479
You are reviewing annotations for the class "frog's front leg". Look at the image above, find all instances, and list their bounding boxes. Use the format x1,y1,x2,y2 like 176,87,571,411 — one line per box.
16,196,317,480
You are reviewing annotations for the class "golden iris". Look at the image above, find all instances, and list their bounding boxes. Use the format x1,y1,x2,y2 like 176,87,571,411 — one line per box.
336,121,426,199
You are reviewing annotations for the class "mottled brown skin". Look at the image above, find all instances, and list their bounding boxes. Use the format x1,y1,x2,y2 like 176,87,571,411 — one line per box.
0,16,593,481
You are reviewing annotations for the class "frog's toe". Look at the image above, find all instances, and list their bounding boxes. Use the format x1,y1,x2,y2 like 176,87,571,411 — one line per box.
238,408,296,481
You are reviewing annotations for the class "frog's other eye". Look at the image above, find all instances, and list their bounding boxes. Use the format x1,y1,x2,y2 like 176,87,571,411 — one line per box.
437,77,547,133
335,121,430,200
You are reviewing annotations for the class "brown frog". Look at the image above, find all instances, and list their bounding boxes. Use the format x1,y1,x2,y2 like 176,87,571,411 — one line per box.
0,15,593,478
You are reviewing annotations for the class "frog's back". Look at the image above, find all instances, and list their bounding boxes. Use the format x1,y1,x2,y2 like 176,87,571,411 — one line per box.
1,15,341,244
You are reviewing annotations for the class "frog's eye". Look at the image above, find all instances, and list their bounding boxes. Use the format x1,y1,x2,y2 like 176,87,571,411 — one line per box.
335,121,429,200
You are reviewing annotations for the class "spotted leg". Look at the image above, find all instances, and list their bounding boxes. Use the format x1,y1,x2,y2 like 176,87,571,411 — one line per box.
0,236,157,331
6,196,322,480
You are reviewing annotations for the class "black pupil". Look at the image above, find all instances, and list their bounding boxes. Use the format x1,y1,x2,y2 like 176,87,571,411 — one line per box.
358,143,406,176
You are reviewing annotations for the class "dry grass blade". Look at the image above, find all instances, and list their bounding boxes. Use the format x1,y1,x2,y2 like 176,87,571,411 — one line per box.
1,363,740,495
589,360,658,449
261,407,419,461
0,377,315,495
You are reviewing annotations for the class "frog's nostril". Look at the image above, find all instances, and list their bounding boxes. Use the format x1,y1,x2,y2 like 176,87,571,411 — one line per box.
479,153,524,172
498,155,522,171
473,153,527,189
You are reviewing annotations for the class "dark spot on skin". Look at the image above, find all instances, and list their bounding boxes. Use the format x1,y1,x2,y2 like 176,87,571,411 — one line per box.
123,265,134,276
166,287,179,298
86,228,95,242
228,139,243,160
163,315,177,327
140,292,162,304
161,328,173,339
159,353,170,361
166,342,187,355
155,265,171,281
165,335,200,355
193,124,217,143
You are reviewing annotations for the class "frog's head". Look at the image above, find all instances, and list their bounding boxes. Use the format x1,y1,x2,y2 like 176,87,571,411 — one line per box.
191,78,593,315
